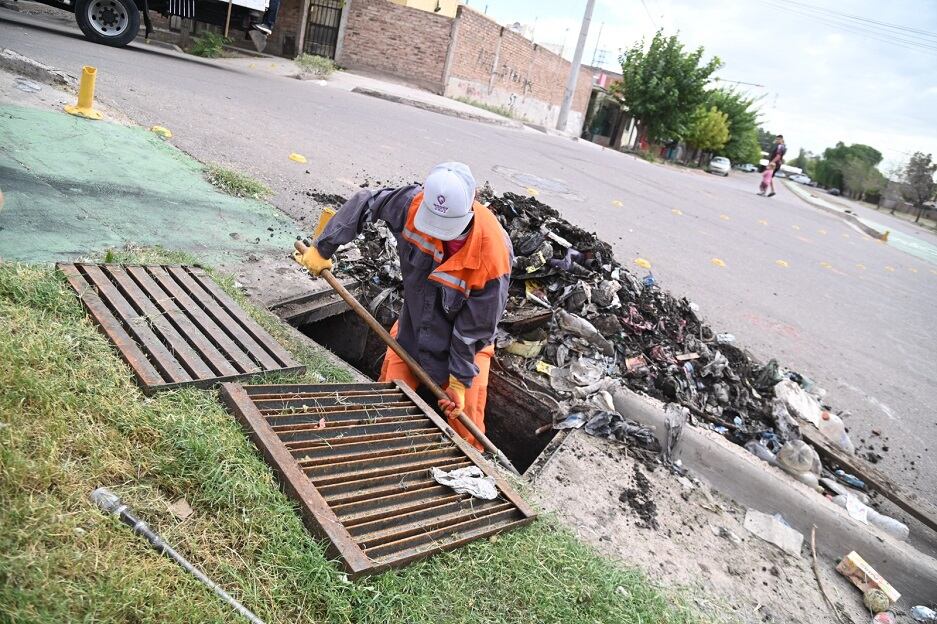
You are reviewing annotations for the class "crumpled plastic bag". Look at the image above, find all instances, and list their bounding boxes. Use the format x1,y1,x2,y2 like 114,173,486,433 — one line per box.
773,380,822,427
556,309,614,355
431,466,499,500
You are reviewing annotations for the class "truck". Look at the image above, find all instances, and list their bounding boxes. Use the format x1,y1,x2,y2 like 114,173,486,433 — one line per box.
29,0,268,48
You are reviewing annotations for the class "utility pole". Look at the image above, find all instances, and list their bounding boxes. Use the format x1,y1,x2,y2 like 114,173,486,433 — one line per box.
556,0,595,132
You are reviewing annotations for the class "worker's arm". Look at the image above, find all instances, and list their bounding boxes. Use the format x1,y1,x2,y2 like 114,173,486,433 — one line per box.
315,185,420,258
447,272,510,388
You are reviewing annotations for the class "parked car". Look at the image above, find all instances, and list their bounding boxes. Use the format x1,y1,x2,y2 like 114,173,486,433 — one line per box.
790,174,812,185
774,170,787,178
737,163,758,172
708,157,731,176
828,188,842,196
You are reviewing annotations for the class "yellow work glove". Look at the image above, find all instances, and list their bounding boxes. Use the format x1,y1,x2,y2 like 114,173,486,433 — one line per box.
439,375,466,420
293,245,333,276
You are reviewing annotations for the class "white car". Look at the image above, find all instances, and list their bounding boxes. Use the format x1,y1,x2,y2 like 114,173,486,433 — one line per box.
708,157,731,176
790,174,812,185
737,163,758,172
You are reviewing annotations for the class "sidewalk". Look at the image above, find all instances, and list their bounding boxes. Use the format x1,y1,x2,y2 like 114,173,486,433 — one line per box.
785,181,937,266
219,57,526,129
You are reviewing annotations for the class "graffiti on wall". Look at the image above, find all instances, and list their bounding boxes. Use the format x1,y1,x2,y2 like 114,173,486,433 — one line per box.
475,49,533,94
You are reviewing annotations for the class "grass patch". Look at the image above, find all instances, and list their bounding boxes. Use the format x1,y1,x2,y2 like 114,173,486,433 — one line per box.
189,31,229,58
452,96,517,119
205,165,272,200
0,249,702,624
294,53,336,78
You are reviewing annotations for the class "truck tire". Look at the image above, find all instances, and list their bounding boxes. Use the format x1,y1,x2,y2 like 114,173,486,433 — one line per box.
75,0,140,47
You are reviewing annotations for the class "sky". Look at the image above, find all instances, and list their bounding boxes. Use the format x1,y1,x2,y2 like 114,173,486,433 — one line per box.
471,0,937,171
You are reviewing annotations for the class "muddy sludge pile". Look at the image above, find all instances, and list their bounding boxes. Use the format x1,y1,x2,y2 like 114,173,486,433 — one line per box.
330,188,895,517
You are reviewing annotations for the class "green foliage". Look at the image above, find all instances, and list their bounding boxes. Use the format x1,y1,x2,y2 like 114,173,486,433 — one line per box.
841,157,886,201
1,255,704,624
756,127,775,153
901,152,937,220
294,53,336,77
612,30,721,144
205,164,272,200
685,106,729,153
813,141,884,190
706,88,761,164
189,31,228,58
452,96,517,119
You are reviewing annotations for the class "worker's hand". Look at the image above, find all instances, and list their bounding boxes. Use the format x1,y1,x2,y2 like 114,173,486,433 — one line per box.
439,375,466,420
293,245,333,276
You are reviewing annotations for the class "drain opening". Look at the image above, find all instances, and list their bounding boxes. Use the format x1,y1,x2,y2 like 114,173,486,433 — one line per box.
287,306,558,474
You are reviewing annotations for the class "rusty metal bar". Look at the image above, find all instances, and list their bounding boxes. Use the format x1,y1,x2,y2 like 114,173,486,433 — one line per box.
219,381,535,577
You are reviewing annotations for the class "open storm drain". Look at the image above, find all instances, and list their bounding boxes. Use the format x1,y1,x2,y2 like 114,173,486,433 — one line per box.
491,165,583,202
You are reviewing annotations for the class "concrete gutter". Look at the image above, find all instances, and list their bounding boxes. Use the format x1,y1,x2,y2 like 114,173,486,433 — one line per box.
785,181,887,239
350,86,522,129
0,48,76,90
612,388,937,605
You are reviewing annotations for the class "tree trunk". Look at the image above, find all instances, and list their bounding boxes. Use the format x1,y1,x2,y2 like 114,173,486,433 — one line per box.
916,204,924,223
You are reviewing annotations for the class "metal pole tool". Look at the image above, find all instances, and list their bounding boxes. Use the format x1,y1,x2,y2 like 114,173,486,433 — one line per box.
90,487,266,624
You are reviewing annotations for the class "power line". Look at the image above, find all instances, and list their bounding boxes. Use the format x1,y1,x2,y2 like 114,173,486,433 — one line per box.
780,0,937,41
639,0,657,28
759,0,937,54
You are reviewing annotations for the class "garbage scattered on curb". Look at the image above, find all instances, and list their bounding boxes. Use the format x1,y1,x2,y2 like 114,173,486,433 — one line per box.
167,497,194,520
872,612,897,624
743,509,803,557
911,606,937,622
14,77,42,93
836,551,900,604
431,466,498,500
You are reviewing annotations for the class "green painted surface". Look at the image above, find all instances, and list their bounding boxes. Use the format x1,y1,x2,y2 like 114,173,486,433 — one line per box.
0,105,296,263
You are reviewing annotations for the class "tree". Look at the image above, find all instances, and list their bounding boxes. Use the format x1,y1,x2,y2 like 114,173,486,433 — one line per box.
790,148,809,172
901,152,937,223
706,88,762,164
612,30,721,146
841,157,886,202
813,142,883,190
684,106,729,163
756,127,775,153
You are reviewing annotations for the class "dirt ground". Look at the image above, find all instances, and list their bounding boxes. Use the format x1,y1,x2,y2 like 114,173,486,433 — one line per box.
531,431,871,624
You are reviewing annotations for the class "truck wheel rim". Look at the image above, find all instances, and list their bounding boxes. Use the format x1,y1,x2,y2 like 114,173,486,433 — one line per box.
87,0,129,37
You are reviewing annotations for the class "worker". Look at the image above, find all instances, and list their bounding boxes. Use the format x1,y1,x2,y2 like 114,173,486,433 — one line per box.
295,163,513,451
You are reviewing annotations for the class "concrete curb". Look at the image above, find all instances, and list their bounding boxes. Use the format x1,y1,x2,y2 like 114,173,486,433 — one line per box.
785,181,887,239
611,388,937,605
350,86,522,129
0,48,77,90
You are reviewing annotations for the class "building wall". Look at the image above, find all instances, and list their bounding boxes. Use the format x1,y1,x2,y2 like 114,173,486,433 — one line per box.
388,0,461,18
444,6,593,134
338,0,453,93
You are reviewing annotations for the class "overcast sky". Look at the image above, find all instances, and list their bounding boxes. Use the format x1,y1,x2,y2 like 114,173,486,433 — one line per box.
475,0,937,171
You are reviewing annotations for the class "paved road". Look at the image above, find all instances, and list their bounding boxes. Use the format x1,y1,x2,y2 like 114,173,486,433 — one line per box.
3,11,936,509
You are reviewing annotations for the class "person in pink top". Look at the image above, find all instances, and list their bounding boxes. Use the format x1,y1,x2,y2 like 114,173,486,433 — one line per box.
758,162,775,196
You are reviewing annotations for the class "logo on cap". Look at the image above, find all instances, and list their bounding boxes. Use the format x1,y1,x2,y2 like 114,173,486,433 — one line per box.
433,194,449,213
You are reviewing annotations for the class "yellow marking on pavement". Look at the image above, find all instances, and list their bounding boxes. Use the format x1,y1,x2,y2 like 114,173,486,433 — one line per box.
612,200,623,207
526,187,539,196
820,261,832,269
909,267,919,273
719,214,730,221
818,229,827,235
634,258,652,269
792,225,801,230
796,236,812,243
931,268,937,276
249,63,256,68
855,263,866,270
758,219,768,225
289,153,307,163
841,233,850,239
672,208,683,215
775,260,789,268
711,258,727,267
885,266,896,272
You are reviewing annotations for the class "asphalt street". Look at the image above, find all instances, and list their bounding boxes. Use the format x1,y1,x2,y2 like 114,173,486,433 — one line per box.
2,10,936,506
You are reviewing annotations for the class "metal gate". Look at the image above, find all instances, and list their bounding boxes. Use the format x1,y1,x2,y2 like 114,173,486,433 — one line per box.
304,0,342,58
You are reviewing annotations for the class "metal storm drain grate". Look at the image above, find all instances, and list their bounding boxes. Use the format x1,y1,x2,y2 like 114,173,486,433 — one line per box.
220,381,536,577
58,263,304,394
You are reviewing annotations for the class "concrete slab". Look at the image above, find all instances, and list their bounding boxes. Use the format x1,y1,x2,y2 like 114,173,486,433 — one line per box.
0,103,297,265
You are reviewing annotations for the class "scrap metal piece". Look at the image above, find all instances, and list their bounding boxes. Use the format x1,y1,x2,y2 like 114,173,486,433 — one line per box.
220,381,535,577
58,263,304,394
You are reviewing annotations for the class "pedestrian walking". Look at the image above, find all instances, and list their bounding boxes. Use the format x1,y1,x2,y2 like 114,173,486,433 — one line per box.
758,162,775,196
766,134,787,197
295,163,513,451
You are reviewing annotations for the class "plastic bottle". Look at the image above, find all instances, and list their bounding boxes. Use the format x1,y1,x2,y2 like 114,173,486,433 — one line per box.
832,495,909,541
818,410,855,453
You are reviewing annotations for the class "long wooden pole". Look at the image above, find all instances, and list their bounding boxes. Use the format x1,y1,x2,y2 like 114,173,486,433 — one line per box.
294,240,520,477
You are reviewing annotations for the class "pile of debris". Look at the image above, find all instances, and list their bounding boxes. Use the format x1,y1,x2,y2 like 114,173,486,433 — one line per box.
330,188,886,505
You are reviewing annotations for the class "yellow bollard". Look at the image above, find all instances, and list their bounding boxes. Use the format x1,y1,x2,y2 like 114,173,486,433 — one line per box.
64,66,103,120
881,230,890,242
